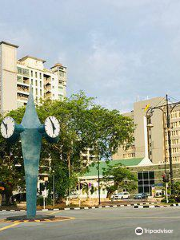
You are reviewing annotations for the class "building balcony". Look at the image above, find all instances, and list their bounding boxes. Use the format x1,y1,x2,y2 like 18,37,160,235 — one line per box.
44,81,51,86
17,93,28,102
45,92,52,98
44,74,51,86
17,67,29,77
45,85,51,92
17,81,29,87
17,76,30,85
59,80,63,84
17,75,30,85
17,88,29,96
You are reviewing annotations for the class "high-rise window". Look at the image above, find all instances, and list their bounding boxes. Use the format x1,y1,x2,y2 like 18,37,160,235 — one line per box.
59,71,64,77
35,72,37,78
17,76,23,83
138,171,154,195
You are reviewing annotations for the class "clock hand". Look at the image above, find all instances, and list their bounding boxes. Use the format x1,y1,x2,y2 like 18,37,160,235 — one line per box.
2,121,7,134
49,117,56,133
2,121,7,128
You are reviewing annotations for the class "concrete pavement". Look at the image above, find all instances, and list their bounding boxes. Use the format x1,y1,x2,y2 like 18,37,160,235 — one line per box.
0,207,180,240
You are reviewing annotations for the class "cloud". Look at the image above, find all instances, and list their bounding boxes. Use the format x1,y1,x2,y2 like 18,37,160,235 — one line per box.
66,30,146,111
1,0,180,112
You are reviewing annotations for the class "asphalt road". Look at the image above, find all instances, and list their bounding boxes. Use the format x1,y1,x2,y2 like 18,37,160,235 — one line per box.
0,207,180,240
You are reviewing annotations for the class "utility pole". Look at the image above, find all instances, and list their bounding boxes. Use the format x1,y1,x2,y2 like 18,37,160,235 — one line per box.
146,94,178,195
166,94,174,194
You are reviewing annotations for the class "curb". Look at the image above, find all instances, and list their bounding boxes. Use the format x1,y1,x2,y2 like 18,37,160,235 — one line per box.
0,202,169,212
134,203,180,208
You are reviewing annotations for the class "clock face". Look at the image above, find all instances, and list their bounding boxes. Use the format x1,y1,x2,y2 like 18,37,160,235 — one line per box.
45,116,60,138
1,117,15,138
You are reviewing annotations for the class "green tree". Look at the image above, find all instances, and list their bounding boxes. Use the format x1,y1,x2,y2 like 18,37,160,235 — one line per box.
0,110,25,204
103,163,137,198
0,91,134,202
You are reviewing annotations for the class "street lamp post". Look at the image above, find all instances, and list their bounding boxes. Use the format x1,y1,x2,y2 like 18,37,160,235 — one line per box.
146,94,180,195
144,115,154,160
165,94,174,194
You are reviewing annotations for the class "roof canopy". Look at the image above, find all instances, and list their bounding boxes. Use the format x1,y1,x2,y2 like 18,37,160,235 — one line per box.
83,158,146,178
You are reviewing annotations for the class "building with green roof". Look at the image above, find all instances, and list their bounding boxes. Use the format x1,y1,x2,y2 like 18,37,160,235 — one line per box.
78,158,180,199
83,158,144,178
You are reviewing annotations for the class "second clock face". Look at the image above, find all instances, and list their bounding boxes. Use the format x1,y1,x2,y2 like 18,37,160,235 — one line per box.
45,116,60,138
1,117,15,138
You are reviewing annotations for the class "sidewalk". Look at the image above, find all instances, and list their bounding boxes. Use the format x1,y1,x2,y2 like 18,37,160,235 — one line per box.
1,201,179,212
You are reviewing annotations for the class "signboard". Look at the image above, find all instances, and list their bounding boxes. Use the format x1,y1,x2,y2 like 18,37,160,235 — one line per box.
42,189,48,198
44,177,48,182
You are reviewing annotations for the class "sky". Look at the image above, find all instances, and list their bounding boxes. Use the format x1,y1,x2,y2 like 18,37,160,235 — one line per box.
1,0,180,112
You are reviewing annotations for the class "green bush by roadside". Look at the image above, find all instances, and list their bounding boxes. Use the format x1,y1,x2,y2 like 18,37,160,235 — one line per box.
37,196,52,206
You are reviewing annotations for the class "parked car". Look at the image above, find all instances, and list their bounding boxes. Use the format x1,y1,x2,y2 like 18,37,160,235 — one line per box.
111,192,130,200
134,193,148,199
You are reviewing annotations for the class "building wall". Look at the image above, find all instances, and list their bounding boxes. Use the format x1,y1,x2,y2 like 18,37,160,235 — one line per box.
134,97,165,164
0,42,18,113
165,106,180,164
17,59,67,106
113,111,136,159
79,163,180,198
0,41,67,112
113,97,166,164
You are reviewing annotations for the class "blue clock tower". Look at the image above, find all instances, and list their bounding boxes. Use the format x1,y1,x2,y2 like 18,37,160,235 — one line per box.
1,87,60,219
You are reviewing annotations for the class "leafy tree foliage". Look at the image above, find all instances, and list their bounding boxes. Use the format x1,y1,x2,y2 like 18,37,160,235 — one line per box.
103,163,137,198
0,92,134,202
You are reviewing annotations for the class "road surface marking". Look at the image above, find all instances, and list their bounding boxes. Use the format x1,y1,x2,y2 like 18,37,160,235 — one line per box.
0,222,21,232
47,210,61,215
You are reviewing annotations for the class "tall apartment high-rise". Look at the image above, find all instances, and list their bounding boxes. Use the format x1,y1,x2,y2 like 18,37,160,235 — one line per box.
0,41,67,113
113,97,180,165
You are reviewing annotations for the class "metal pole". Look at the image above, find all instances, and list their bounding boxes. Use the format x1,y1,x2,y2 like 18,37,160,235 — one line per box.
143,116,149,159
53,172,55,207
67,152,71,196
166,94,174,194
43,187,46,209
97,159,101,205
165,182,169,203
43,197,45,209
78,181,81,207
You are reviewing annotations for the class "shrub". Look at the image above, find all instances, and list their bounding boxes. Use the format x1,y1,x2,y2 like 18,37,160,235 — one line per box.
175,195,180,203
37,196,52,206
